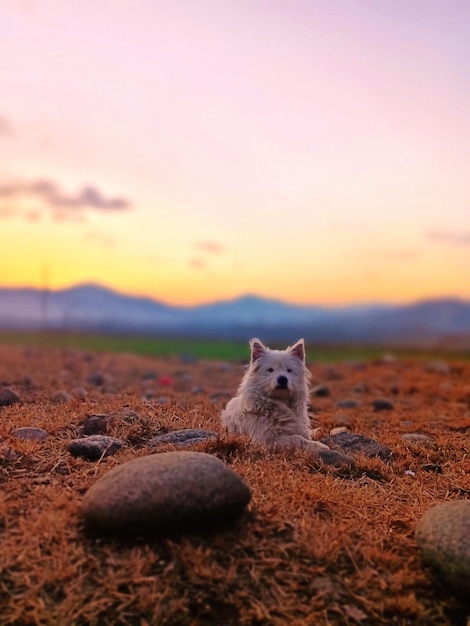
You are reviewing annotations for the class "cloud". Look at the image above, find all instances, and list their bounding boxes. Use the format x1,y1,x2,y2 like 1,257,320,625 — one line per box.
0,116,14,138
0,178,132,212
427,230,470,247
189,257,206,270
0,206,43,222
195,241,224,254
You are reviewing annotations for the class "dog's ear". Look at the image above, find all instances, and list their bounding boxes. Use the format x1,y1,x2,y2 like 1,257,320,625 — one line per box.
249,338,266,362
289,338,305,362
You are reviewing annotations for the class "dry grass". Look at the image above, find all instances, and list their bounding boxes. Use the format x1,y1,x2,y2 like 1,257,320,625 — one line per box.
0,345,469,625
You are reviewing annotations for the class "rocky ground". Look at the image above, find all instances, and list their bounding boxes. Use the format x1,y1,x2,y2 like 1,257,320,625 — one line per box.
0,344,469,625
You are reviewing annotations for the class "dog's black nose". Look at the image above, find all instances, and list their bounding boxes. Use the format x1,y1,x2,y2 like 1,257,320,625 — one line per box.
277,375,288,389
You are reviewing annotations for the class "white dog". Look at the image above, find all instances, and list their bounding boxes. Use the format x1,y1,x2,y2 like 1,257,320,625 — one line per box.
221,338,353,466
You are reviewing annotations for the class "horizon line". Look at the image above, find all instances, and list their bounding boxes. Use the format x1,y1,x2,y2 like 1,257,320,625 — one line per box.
0,280,469,310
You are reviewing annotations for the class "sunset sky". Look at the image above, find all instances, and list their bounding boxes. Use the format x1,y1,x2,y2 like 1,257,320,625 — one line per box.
1,0,469,306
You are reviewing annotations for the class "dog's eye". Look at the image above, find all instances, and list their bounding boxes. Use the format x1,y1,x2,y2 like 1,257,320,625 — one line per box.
286,368,292,373
267,367,274,372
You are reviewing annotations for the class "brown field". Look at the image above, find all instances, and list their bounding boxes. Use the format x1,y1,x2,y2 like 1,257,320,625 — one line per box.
0,344,469,625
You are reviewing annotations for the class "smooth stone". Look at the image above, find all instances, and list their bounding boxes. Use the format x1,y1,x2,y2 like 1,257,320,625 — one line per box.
71,387,88,399
415,500,470,594
11,427,48,442
68,435,124,461
142,369,158,380
148,429,217,447
336,400,359,409
372,398,394,411
0,387,20,407
87,372,106,386
51,390,73,404
401,433,436,444
320,431,392,461
311,385,330,397
209,391,233,403
81,451,251,536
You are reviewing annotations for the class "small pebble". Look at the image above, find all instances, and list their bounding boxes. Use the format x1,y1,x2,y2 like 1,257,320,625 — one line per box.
0,387,20,407
51,391,73,404
312,385,330,397
148,429,217,447
372,398,394,411
210,391,233,404
142,369,158,381
336,400,359,409
401,433,436,444
87,373,106,387
11,427,48,442
68,435,124,461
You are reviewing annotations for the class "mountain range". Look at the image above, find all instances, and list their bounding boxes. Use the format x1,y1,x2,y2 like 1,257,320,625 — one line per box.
1,283,470,346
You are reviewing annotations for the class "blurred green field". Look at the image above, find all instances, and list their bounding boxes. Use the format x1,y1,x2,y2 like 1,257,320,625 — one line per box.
0,330,468,362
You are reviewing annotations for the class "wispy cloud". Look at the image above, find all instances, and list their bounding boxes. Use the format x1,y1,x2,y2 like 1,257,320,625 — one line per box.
0,116,14,138
0,178,132,212
195,241,224,254
427,230,470,247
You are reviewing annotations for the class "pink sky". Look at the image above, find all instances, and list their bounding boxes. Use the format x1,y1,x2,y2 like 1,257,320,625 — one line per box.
1,0,469,305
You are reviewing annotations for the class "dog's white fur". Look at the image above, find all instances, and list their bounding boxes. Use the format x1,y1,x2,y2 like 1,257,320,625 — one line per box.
222,338,352,465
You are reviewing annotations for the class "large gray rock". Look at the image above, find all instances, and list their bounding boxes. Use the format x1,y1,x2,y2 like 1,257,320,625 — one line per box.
415,500,470,594
81,451,251,536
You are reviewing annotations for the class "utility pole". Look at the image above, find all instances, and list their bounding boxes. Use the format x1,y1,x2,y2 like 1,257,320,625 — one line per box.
41,264,49,331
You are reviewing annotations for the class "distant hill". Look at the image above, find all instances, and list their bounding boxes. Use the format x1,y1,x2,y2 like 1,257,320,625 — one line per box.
0,283,470,346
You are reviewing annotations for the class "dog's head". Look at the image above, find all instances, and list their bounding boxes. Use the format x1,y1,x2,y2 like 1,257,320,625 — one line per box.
247,337,309,399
